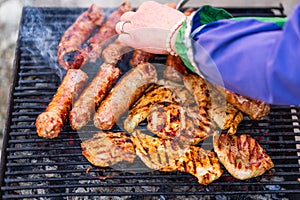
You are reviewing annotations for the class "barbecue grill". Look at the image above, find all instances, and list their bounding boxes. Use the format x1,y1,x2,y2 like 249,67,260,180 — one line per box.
1,4,300,200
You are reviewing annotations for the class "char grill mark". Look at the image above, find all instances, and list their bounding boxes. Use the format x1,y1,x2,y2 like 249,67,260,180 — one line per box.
147,104,214,145
83,1,132,63
35,69,88,139
213,133,274,180
57,4,104,69
69,63,122,130
94,62,158,130
81,131,136,167
131,130,223,185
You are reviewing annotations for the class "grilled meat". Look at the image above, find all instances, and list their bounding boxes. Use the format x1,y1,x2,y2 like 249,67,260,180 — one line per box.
176,146,223,185
129,49,155,67
221,103,244,134
213,133,274,180
131,130,180,171
183,7,195,16
102,39,133,64
163,51,187,83
84,1,132,63
69,63,122,130
183,74,211,109
94,62,158,130
131,130,223,185
123,84,183,133
184,74,243,134
213,83,270,120
157,80,196,106
81,131,136,167
147,103,213,145
57,4,104,70
36,69,88,138
207,82,244,134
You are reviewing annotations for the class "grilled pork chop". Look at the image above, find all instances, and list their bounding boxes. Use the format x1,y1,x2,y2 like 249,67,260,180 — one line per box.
184,74,243,134
147,103,214,145
213,133,274,180
123,83,192,133
81,131,136,167
131,130,223,185
212,83,270,120
221,103,244,134
176,145,223,185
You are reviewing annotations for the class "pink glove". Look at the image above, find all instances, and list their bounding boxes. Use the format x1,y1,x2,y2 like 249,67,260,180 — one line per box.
115,1,185,54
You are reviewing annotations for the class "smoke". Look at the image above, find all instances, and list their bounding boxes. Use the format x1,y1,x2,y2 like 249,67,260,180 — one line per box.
19,6,70,79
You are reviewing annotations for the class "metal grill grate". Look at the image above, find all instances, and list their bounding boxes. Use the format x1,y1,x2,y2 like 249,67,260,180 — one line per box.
1,6,300,200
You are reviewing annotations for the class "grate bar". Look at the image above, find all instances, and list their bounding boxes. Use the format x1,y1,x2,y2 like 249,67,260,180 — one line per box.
1,6,299,199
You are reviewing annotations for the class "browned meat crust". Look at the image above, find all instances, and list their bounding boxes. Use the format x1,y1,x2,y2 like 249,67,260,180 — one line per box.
147,103,213,145
183,74,211,109
36,69,88,138
81,131,136,167
94,62,158,130
213,84,270,120
131,130,223,185
129,49,155,67
163,54,187,82
57,4,104,70
213,133,274,180
123,84,183,133
69,63,122,130
184,74,244,134
176,146,223,185
84,1,132,63
102,39,133,64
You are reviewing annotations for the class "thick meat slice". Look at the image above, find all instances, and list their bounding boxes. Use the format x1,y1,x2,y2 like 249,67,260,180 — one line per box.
102,39,133,64
213,133,274,180
157,79,196,106
131,130,180,172
131,130,223,185
184,74,243,134
81,131,136,167
176,146,223,185
84,1,132,63
213,83,270,120
183,74,211,109
94,62,157,130
69,63,122,130
207,82,244,134
220,103,244,134
57,4,104,70
129,49,155,67
163,54,187,82
36,69,88,138
123,84,182,133
147,103,213,145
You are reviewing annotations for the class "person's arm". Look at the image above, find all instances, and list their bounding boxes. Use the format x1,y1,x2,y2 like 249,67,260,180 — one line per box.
176,5,300,105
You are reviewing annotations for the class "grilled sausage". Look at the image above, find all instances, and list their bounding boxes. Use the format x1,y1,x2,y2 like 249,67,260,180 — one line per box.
84,1,132,63
102,39,133,64
164,54,187,82
69,63,122,130
94,62,158,130
57,4,104,70
129,49,155,67
36,69,88,139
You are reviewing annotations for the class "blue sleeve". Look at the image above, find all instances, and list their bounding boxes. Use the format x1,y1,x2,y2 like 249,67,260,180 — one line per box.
191,3,300,105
